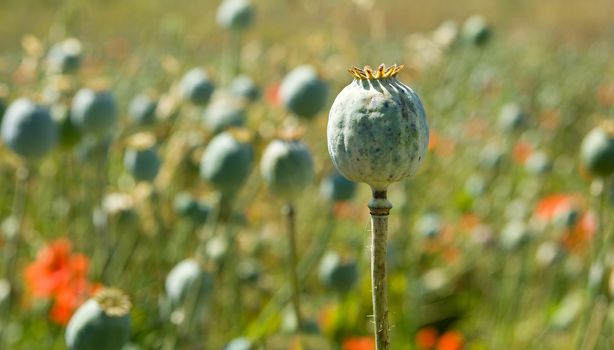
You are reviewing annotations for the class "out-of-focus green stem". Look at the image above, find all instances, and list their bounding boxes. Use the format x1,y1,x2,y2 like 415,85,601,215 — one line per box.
283,203,303,331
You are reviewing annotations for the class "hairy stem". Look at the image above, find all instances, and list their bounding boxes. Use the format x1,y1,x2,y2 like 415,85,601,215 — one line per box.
369,189,392,350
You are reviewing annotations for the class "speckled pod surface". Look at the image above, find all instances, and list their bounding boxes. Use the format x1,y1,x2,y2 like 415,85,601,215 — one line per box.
1,98,58,159
260,139,314,201
71,88,118,136
580,123,614,178
279,65,328,119
180,68,215,106
200,131,253,196
327,65,429,191
65,289,131,350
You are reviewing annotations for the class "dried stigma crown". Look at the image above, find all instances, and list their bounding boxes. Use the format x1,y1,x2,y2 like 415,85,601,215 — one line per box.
348,64,404,80
94,288,132,317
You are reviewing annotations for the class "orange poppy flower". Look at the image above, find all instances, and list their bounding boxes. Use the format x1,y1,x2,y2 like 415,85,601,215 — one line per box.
342,337,376,350
416,327,438,349
512,141,533,165
23,238,98,325
265,83,281,106
436,330,464,350
535,194,580,221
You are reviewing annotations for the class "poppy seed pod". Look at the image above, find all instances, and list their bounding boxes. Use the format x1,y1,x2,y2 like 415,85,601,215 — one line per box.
71,88,118,136
47,38,82,74
200,130,253,196
498,103,527,133
123,133,160,182
318,251,359,294
180,68,215,106
327,64,429,191
1,98,58,159
129,94,157,126
173,192,211,224
65,288,131,350
165,259,214,307
580,121,614,178
260,137,315,201
203,97,246,134
230,75,260,102
462,15,491,46
216,0,254,31
279,65,328,120
225,337,256,350
415,212,442,238
320,170,357,202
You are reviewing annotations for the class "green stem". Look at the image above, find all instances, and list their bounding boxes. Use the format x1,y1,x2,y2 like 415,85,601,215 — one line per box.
576,176,611,349
369,189,392,350
283,203,303,331
245,211,336,339
0,165,30,348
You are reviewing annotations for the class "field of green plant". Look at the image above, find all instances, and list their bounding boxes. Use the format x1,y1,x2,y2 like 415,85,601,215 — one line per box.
0,0,614,349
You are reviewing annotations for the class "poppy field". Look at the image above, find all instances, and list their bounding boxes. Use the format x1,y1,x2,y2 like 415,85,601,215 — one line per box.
0,0,614,349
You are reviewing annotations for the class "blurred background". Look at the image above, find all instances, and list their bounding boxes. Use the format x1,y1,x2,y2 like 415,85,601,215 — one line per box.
0,0,614,349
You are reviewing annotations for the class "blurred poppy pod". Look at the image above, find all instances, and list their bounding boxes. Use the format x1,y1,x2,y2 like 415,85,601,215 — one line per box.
173,192,211,224
128,93,157,126
260,136,315,201
200,129,253,197
478,146,505,170
1,98,58,159
461,15,491,46
525,151,551,175
216,0,254,32
279,65,328,120
203,96,247,134
224,337,257,350
65,288,131,350
327,64,428,191
320,170,357,202
415,212,443,239
497,103,527,133
230,75,261,103
46,38,82,75
179,68,215,106
165,259,214,307
318,251,359,295
580,120,614,178
124,133,161,183
71,88,118,137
